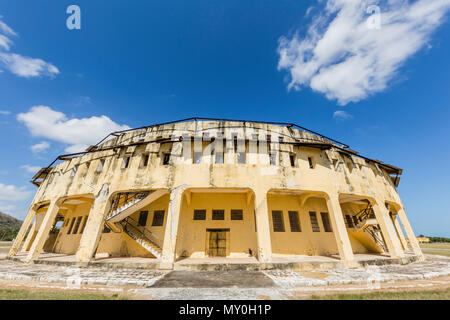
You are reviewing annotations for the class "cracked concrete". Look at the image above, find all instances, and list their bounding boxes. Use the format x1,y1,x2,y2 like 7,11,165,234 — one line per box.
0,254,449,299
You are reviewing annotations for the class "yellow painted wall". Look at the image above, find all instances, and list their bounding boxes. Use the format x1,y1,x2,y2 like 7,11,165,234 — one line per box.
176,192,257,258
53,202,91,254
268,195,338,256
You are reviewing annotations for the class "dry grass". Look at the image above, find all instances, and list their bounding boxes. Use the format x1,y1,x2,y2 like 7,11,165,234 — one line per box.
311,288,450,300
0,241,11,253
0,288,128,300
420,242,450,257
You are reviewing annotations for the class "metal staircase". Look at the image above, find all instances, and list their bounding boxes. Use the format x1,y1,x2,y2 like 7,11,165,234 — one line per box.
106,191,150,221
103,191,165,258
347,203,388,252
120,217,162,259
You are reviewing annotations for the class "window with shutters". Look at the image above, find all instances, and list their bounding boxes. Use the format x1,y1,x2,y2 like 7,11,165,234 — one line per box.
309,211,320,232
231,209,243,220
272,210,285,232
152,210,165,226
321,212,333,232
138,211,148,226
193,209,206,220
212,209,225,220
288,211,301,232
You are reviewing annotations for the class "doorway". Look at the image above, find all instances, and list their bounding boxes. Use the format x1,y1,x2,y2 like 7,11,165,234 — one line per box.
207,229,229,257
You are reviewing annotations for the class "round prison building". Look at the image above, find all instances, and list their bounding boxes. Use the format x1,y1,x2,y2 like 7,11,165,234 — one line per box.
8,118,424,270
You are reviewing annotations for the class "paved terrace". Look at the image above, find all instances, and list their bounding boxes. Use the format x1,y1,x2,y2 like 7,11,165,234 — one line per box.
1,253,449,299
8,251,419,271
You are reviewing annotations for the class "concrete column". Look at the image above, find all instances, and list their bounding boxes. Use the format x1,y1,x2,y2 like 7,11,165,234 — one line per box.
159,186,187,269
392,214,408,250
8,207,36,257
254,189,272,263
397,208,424,260
325,194,356,267
24,201,60,262
371,201,404,259
21,221,36,252
76,185,110,263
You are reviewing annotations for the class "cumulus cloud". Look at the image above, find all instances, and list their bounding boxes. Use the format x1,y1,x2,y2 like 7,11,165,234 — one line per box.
277,0,450,105
0,16,59,78
30,141,50,153
0,182,33,202
0,182,33,218
333,110,354,121
17,106,130,153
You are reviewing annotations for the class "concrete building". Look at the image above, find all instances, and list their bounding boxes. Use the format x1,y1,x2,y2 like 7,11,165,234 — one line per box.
8,118,424,269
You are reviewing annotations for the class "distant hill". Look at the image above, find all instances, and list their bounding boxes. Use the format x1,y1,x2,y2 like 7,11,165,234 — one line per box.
0,212,22,230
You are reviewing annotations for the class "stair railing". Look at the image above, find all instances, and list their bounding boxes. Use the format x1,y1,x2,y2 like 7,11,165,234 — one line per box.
120,216,161,247
107,191,150,220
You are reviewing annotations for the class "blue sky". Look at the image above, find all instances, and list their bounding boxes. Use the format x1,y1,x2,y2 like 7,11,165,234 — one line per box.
0,1,449,236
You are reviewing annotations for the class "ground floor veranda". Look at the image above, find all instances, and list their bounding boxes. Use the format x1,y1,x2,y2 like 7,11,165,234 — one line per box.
8,187,424,270
9,251,420,271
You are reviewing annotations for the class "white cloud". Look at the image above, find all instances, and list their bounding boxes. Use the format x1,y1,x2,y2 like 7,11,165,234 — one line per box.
0,16,59,78
277,0,450,105
30,141,50,153
20,165,41,174
0,110,11,115
0,182,32,218
0,182,33,202
17,106,130,153
333,110,353,121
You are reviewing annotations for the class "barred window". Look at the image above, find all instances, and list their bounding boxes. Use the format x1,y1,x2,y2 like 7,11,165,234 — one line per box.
138,211,148,226
309,212,320,232
231,209,243,220
321,212,333,232
272,210,285,232
193,209,206,220
72,216,83,234
288,211,301,232
212,210,225,220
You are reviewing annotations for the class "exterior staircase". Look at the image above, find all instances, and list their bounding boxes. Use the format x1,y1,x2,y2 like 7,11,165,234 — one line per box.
106,191,150,221
102,190,168,258
347,203,388,253
120,217,162,259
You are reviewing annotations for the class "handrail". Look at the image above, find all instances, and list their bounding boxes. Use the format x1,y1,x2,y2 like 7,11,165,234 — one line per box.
121,216,161,245
108,191,150,218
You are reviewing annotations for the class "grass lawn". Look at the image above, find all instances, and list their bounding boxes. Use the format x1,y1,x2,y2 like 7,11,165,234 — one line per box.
0,241,12,253
311,288,450,300
420,242,450,257
0,288,127,300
